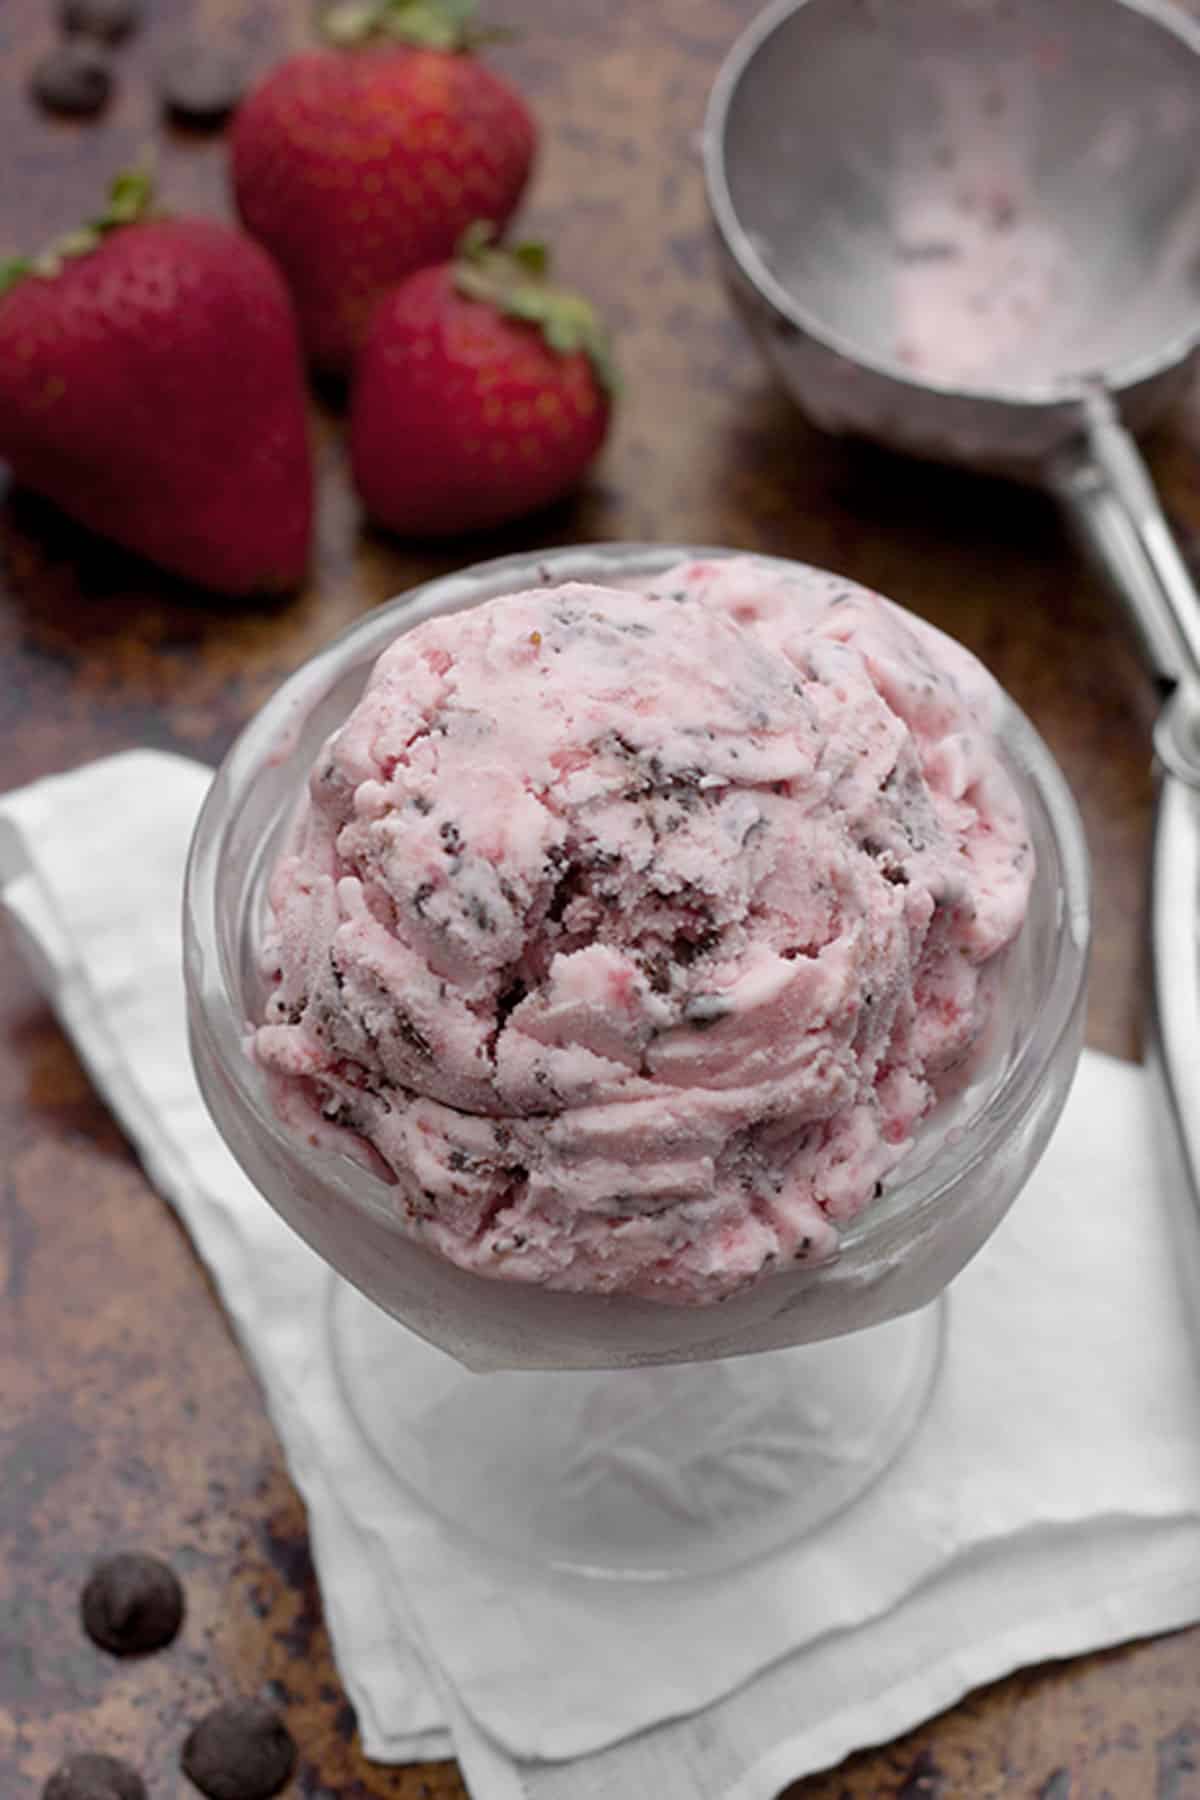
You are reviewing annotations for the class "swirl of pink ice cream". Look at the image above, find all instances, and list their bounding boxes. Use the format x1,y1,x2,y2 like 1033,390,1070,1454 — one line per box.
255,557,1032,1304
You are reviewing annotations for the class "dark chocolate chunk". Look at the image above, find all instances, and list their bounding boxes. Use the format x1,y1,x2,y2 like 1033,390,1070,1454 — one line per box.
683,993,730,1029
643,954,672,995
158,45,245,125
181,1699,297,1800
495,975,527,1029
31,43,113,116
395,1012,432,1058
319,1094,355,1128
672,924,721,966
466,894,493,931
545,863,585,925
43,1752,146,1800
81,1552,184,1656
60,0,142,42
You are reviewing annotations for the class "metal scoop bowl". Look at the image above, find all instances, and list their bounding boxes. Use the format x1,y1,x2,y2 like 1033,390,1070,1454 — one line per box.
705,0,1200,1226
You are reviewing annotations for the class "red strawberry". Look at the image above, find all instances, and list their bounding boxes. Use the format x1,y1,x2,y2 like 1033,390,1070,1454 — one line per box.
350,226,613,536
230,0,536,375
0,170,313,595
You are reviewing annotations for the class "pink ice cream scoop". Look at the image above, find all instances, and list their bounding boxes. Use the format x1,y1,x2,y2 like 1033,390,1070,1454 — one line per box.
254,557,1033,1305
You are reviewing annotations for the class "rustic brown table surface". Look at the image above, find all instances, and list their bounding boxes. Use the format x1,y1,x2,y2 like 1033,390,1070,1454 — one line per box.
2,0,1198,1794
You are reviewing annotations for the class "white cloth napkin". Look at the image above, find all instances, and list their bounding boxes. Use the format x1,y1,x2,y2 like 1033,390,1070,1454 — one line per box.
5,748,1200,1800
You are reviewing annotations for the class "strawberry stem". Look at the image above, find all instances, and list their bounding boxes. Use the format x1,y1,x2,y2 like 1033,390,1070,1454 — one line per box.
321,0,511,51
0,166,156,296
453,224,617,391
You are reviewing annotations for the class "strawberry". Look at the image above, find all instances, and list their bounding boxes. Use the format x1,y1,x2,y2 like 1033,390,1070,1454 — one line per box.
0,171,313,595
349,226,613,536
230,0,537,375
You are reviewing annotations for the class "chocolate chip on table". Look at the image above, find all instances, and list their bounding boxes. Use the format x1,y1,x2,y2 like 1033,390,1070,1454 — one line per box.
43,1752,147,1800
158,45,246,125
59,0,142,43
181,1699,297,1800
30,42,113,117
81,1551,185,1656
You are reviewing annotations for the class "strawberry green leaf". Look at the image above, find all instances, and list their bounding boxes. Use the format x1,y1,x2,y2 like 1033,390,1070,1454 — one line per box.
512,241,548,277
381,4,459,49
542,314,578,355
452,235,617,392
322,0,502,51
322,2,380,44
585,334,618,393
105,166,154,224
3,165,156,289
458,218,497,261
54,228,105,261
503,285,553,323
454,264,495,306
0,258,32,297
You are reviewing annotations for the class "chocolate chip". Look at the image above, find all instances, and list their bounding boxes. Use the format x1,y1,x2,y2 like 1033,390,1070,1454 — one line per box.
158,45,245,125
43,1754,146,1800
545,857,596,927
81,1553,184,1656
672,924,721,966
31,43,113,116
643,954,672,995
59,0,141,42
495,975,527,1028
684,993,730,1029
319,1095,355,1128
395,1012,432,1058
181,1699,296,1800
466,894,493,931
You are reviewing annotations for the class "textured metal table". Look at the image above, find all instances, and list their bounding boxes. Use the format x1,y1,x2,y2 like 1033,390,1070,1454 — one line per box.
0,0,1196,1794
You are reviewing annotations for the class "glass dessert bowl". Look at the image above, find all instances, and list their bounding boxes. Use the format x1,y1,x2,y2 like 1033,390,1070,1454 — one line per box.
184,543,1090,1577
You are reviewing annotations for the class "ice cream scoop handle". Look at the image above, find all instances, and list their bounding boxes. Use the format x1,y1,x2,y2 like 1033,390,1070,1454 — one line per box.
1148,772,1200,1274
1049,386,1200,787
